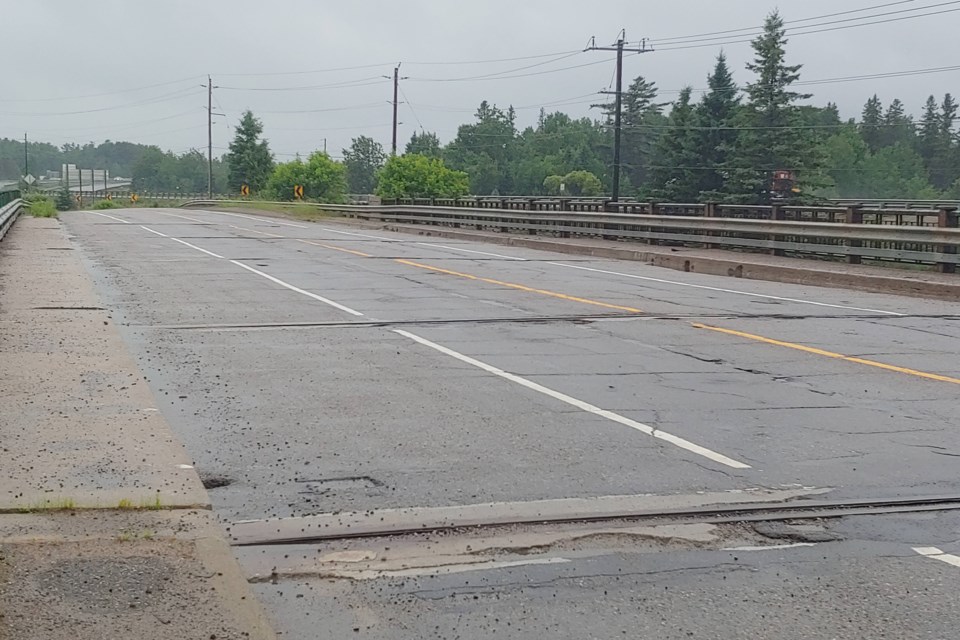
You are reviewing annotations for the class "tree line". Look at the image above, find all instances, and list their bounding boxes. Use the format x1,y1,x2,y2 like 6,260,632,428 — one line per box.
5,11,958,203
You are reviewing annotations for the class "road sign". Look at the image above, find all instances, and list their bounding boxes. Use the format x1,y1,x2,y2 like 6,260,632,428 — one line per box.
130,193,139,203
106,193,113,201
23,174,36,185
241,184,250,197
294,184,304,200
74,194,81,203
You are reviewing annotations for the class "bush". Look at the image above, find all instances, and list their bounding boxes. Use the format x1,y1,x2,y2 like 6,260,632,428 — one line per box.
376,155,470,199
27,197,57,218
92,199,120,210
266,152,347,203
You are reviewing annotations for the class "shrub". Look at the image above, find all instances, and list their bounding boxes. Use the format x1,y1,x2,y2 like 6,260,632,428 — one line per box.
92,199,120,210
55,188,74,211
28,197,57,218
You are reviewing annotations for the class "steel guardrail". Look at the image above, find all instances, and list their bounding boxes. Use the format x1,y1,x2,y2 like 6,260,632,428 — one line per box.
0,199,23,242
180,199,960,273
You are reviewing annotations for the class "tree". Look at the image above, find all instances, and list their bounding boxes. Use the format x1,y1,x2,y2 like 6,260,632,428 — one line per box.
692,53,741,199
542,170,603,196
593,76,666,191
860,95,884,151
724,11,819,203
860,143,939,199
265,151,347,202
226,110,274,193
648,87,701,201
918,96,941,164
881,99,915,148
376,154,469,199
405,131,442,158
444,101,518,194
818,126,870,198
342,136,385,194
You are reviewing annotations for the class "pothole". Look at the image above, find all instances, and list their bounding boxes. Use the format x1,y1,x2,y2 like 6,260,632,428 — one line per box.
198,473,233,490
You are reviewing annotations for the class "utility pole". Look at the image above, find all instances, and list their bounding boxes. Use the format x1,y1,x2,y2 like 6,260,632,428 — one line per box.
586,33,652,203
202,76,222,199
384,63,408,155
23,133,28,179
392,65,400,155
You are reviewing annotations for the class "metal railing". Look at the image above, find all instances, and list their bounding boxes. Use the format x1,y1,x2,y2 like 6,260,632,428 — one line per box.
0,196,23,242
180,199,960,273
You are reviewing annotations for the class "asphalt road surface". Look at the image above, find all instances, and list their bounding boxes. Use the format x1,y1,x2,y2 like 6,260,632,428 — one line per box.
62,208,960,638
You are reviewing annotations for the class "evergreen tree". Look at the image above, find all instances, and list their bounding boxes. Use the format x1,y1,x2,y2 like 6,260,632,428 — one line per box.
880,99,915,148
694,52,741,199
648,87,701,201
226,111,274,193
918,95,941,163
860,95,884,152
724,11,818,203
593,76,666,192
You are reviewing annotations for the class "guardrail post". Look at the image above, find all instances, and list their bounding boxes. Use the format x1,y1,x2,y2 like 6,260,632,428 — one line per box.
704,202,717,249
845,205,864,264
770,205,786,256
937,207,958,273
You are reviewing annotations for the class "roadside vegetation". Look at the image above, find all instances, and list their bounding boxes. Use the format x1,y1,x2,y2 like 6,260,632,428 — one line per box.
23,193,58,217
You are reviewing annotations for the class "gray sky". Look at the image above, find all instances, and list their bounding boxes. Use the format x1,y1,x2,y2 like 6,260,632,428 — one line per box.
5,0,958,159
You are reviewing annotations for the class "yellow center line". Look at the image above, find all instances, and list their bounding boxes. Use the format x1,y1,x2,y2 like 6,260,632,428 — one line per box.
396,259,644,314
693,323,960,386
297,239,373,257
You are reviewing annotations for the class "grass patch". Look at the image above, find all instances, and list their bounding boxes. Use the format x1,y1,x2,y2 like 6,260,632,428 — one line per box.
15,497,77,512
117,529,156,542
142,494,164,510
91,199,121,210
117,498,134,510
25,196,58,218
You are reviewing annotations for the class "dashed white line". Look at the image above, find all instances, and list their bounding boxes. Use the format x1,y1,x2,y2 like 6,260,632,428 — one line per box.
89,211,130,224
913,547,960,568
417,243,528,261
547,262,906,317
230,260,365,317
394,329,749,470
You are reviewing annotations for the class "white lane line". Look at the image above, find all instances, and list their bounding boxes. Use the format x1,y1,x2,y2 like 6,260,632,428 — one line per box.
152,211,211,224
724,543,816,552
913,547,960,568
319,226,399,241
230,260,365,317
169,237,225,259
394,329,749,470
190,209,309,228
140,226,169,238
89,211,130,224
548,262,906,317
416,243,528,261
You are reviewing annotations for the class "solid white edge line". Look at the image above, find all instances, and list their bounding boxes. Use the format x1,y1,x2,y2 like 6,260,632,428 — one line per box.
416,243,528,261
192,209,309,228
140,226,169,238
319,226,399,241
170,237,225,259
394,328,750,470
913,546,960,568
230,260,365,317
547,262,906,317
88,211,130,224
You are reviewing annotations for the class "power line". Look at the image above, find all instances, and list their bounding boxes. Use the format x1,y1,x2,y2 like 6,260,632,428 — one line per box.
217,77,388,92
0,75,205,103
655,5,960,51
0,87,204,117
648,0,923,44
408,55,620,83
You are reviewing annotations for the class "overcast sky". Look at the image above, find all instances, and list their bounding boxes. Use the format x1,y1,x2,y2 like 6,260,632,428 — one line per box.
5,1,958,160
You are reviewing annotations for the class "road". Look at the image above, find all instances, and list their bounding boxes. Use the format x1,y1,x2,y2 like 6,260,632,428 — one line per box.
62,207,960,638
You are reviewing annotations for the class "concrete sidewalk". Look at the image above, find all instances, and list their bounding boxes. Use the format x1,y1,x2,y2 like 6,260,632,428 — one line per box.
0,217,275,639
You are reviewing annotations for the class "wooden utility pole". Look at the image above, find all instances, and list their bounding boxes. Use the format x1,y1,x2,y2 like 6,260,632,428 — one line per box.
587,33,652,203
391,65,400,155
207,76,214,199
23,133,28,179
